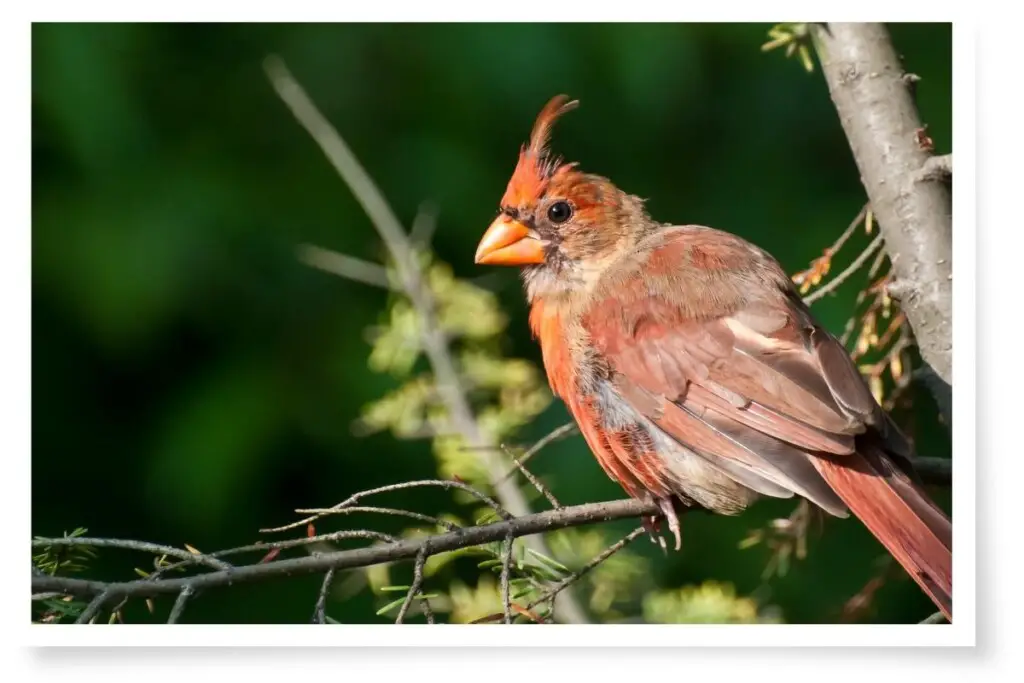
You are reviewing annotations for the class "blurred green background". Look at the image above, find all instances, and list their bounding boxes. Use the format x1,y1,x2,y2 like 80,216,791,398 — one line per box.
31,22,952,624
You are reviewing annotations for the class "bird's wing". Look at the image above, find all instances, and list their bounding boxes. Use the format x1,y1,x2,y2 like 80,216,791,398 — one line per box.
576,225,891,514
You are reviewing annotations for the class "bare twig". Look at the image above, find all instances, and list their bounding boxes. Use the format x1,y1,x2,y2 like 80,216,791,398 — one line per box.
805,234,884,305
297,244,396,291
31,536,232,572
501,534,514,624
221,530,400,557
499,422,578,482
311,569,336,624
420,591,436,624
525,526,646,614
409,202,439,248
293,506,460,532
75,590,113,624
828,203,870,256
32,592,64,602
263,56,589,623
395,546,430,625
472,526,647,624
913,154,952,184
262,479,509,534
868,246,888,279
812,23,952,384
167,584,194,624
502,445,562,510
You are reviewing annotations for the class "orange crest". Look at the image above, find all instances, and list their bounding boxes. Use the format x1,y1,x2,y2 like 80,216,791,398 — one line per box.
501,95,580,207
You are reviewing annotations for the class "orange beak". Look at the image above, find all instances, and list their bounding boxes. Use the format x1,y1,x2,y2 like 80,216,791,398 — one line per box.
474,216,546,266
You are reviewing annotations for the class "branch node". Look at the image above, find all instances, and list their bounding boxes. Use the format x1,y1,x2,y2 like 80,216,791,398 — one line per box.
167,584,195,624
312,568,337,624
913,154,952,184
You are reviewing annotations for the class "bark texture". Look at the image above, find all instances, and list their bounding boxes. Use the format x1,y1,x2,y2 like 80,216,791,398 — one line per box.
813,23,953,386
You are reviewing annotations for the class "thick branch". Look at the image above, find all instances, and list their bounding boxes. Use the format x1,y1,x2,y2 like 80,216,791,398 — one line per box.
812,23,952,385
33,498,660,600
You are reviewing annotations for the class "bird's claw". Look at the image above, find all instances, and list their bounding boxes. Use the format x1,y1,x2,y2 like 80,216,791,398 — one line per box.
659,497,682,551
642,498,682,552
642,514,668,552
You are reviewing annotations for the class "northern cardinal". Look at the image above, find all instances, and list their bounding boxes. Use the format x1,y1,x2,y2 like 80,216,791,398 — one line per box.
474,96,952,621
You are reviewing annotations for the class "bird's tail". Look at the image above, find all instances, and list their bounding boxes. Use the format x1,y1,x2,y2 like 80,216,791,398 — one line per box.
812,445,952,621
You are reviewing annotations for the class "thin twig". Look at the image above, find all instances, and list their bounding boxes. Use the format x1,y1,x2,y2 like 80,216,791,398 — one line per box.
499,422,578,484
395,546,430,625
32,592,64,601
167,584,194,624
214,530,401,559
31,536,232,571
526,526,645,613
409,202,439,248
867,246,888,279
421,593,436,624
263,56,589,623
473,526,646,624
75,590,113,624
311,569,336,624
262,479,510,534
913,154,952,184
297,244,396,291
805,234,884,305
829,203,870,256
293,506,460,531
501,534,514,624
502,445,562,510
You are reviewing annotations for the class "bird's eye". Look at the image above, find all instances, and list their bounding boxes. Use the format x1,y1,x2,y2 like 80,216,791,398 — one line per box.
546,201,573,224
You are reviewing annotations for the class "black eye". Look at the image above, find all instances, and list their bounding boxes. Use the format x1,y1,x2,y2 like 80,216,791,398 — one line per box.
546,201,573,224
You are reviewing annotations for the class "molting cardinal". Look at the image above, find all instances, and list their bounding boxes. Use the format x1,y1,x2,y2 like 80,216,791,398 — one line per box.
474,96,952,621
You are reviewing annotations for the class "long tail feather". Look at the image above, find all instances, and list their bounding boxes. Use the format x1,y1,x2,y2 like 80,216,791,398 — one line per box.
812,445,952,621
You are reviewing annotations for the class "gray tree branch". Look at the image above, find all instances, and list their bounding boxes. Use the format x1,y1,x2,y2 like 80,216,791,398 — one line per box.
811,23,953,388
32,498,662,601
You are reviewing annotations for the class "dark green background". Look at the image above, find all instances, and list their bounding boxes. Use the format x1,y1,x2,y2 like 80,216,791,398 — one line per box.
31,22,952,624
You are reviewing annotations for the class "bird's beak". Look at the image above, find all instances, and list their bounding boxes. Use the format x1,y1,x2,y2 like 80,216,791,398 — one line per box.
474,216,546,266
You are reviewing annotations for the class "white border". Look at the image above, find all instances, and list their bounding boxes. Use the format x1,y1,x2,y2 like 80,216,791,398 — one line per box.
10,2,978,660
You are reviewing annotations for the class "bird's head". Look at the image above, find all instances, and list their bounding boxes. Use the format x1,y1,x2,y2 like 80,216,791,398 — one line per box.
474,96,654,299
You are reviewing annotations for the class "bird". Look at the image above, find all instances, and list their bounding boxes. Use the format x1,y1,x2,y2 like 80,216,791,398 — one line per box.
473,95,952,621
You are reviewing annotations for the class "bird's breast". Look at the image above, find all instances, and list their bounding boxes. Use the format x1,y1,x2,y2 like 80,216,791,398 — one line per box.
528,300,577,400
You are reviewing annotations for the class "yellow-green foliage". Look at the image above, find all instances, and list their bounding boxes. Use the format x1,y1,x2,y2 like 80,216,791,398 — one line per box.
359,253,552,494
643,581,782,624
761,23,815,73
448,574,504,624
548,528,652,618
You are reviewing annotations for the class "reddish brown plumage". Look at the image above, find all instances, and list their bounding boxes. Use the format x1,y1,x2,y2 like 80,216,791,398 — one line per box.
475,95,952,621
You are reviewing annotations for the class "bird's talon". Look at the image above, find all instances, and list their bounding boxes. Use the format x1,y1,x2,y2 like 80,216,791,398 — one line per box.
658,497,682,551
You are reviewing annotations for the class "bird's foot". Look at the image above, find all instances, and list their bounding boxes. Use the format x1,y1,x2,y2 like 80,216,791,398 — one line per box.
642,497,682,552
642,514,668,552
659,497,682,551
